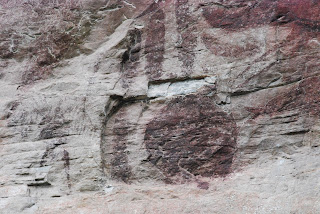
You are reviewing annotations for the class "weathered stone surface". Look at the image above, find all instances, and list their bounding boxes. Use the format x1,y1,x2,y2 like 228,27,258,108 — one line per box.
144,94,238,183
0,0,319,213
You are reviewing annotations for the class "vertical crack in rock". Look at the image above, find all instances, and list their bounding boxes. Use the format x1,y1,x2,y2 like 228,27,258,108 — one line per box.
175,0,197,75
145,5,165,80
144,94,238,183
120,28,142,87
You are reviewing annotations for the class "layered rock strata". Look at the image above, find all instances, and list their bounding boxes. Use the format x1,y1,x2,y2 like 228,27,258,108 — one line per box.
0,0,319,213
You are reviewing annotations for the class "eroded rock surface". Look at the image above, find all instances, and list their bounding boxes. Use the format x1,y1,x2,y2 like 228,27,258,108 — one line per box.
0,0,319,213
145,94,238,183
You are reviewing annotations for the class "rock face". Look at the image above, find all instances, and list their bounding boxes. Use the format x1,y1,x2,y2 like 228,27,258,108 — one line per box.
0,0,319,213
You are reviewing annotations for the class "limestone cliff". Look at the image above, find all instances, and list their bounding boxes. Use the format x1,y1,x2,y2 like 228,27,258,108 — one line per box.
0,0,319,213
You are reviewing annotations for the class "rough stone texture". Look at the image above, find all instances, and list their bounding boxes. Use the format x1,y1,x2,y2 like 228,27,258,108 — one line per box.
0,0,319,213
144,94,238,183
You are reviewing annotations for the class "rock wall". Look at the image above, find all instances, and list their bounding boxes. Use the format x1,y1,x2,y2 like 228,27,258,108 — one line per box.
0,0,319,213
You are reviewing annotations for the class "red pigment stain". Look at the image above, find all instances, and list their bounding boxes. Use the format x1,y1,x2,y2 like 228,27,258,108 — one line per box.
201,0,319,87
175,0,197,74
144,94,238,183
109,106,133,183
202,0,319,31
145,6,165,80
62,149,71,188
248,76,320,118
197,181,210,190
202,32,260,58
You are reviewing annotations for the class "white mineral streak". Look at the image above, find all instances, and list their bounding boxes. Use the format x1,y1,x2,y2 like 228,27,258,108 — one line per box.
147,76,216,98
